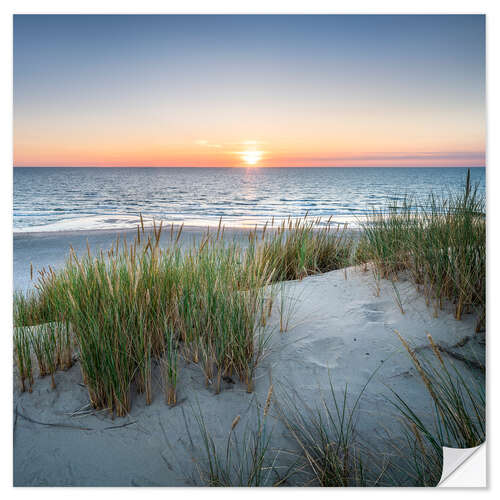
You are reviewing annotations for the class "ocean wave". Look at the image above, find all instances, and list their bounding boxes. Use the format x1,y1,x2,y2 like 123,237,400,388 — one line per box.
14,167,485,233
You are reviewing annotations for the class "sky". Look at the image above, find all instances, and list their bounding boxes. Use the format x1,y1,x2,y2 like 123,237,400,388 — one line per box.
13,15,485,167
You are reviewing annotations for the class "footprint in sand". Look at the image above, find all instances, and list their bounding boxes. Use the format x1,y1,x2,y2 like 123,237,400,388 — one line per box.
360,302,385,322
301,336,345,369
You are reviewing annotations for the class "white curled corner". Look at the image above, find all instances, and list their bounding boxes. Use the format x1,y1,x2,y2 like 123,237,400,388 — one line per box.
438,443,486,487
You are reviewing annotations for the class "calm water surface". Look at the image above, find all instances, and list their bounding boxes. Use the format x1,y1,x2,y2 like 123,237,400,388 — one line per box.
13,167,485,232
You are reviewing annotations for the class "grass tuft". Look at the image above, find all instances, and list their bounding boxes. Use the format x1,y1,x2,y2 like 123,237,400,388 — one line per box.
14,216,350,413
390,331,485,486
360,169,485,330
275,374,391,487
189,399,289,486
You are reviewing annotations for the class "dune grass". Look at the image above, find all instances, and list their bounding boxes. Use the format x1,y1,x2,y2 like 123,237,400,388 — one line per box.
359,169,485,331
13,325,33,393
390,331,485,486
12,174,486,486
276,385,365,486
274,371,397,487
190,394,288,487
13,216,352,415
247,216,352,282
273,334,485,487
187,326,485,487
162,331,178,406
185,329,485,488
55,226,272,415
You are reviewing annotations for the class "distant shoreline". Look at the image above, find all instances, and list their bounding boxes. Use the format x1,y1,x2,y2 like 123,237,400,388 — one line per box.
13,214,363,237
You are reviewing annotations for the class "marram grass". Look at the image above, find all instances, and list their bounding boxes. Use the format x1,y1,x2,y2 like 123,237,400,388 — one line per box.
190,398,282,486
359,169,485,331
13,216,351,415
246,216,352,282
13,177,485,418
390,331,485,486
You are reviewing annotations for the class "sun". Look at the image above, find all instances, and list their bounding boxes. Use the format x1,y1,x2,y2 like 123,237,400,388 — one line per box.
240,150,263,166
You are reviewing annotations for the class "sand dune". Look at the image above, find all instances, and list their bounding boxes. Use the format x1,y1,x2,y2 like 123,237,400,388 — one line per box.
13,265,484,486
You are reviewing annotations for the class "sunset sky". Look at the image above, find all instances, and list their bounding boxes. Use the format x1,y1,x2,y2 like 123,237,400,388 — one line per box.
14,15,485,167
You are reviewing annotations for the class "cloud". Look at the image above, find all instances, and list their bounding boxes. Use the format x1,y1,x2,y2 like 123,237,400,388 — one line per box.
274,151,485,163
195,140,222,149
195,139,267,149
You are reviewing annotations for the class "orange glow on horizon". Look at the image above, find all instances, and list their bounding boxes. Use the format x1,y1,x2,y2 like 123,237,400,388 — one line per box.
13,16,485,169
13,145,485,168
13,135,485,168
13,116,485,167
239,150,263,166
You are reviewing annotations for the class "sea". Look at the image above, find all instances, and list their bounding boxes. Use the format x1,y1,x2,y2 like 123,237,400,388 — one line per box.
13,167,486,233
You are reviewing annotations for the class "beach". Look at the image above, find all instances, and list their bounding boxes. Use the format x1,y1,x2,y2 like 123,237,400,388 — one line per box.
13,228,484,485
14,225,259,292
12,12,487,489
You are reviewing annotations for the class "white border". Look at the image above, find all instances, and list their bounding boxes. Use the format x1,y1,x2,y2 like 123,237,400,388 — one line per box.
2,1,497,497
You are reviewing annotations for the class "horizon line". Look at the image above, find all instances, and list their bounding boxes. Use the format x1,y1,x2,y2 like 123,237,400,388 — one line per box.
13,165,486,169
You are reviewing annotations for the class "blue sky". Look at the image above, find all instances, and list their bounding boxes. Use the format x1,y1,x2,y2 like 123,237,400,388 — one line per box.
14,15,485,167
